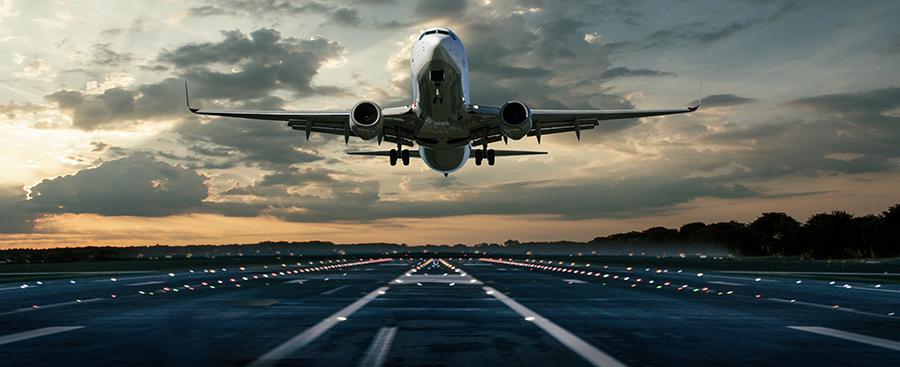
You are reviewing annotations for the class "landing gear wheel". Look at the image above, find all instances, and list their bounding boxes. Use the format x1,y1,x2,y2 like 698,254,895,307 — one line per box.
475,149,483,166
487,149,495,166
390,149,398,166
401,149,410,166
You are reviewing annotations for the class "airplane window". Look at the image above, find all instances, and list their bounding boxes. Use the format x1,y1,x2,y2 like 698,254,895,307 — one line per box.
437,30,449,35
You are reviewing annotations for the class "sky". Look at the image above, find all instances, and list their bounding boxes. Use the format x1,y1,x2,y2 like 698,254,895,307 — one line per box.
1,0,899,249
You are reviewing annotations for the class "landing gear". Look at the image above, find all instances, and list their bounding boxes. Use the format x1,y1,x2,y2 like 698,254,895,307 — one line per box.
474,149,495,166
390,149,410,166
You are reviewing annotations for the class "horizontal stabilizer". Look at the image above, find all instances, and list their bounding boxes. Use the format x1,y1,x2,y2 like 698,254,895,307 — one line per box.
347,150,422,158
481,150,547,157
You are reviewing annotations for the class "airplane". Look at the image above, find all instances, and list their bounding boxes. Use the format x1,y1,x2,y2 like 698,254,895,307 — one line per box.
186,26,700,176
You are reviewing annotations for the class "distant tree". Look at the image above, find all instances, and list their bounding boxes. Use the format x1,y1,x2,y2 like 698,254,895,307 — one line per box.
679,222,707,242
748,212,801,256
800,211,855,259
691,221,753,255
643,226,679,243
880,204,900,257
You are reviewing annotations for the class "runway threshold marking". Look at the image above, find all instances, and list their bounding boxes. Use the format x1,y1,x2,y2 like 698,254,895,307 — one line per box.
248,286,390,367
483,286,629,367
0,326,85,346
357,326,398,367
788,326,900,352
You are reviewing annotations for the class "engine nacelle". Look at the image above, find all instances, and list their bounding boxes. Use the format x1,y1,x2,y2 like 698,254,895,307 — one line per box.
350,101,383,140
499,101,532,140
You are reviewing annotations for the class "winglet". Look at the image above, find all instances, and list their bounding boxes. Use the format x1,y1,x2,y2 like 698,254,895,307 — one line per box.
688,80,702,112
185,81,199,113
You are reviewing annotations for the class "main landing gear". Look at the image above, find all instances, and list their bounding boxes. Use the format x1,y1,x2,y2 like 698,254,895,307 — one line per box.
390,149,410,166
474,149,495,166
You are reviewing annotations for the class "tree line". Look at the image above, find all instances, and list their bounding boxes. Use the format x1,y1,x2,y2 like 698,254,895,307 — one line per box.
2,204,898,263
583,204,900,259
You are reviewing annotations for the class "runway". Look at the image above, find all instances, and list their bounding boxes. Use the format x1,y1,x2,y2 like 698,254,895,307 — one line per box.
1,258,898,366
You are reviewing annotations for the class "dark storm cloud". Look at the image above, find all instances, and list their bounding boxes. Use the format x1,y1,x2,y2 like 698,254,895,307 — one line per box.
597,66,675,80
29,155,209,217
0,182,40,234
158,28,347,101
43,78,186,131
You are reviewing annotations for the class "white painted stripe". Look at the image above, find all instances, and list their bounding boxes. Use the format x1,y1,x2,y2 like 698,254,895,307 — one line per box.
562,279,587,284
126,281,164,286
0,286,34,291
357,326,398,367
707,281,745,286
768,298,855,311
484,286,629,367
321,285,350,295
249,286,389,367
0,326,85,346
789,326,900,351
283,279,309,284
14,298,106,312
843,287,900,294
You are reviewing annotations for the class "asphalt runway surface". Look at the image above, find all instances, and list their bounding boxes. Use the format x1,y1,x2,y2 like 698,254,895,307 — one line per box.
1,257,898,366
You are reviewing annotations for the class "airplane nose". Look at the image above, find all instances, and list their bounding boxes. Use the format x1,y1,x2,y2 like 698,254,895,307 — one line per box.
423,37,452,63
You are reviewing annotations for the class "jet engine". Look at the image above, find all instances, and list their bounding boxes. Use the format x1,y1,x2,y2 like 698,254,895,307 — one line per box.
498,101,532,140
350,101,383,140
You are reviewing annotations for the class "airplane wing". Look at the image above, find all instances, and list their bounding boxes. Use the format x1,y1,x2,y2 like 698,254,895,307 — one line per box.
468,93,700,145
185,83,418,147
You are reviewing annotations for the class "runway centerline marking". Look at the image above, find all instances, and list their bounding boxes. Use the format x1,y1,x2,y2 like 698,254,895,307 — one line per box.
484,286,629,367
357,326,398,367
788,326,900,351
126,281,164,286
248,286,390,367
0,326,85,346
321,285,350,295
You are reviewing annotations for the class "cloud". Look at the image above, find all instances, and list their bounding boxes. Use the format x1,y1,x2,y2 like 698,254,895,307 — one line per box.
13,58,58,81
0,182,40,234
413,0,467,21
29,155,209,217
43,77,186,131
82,43,136,66
182,0,332,18
597,66,675,80
690,94,756,108
173,115,327,170
782,86,900,116
157,28,347,100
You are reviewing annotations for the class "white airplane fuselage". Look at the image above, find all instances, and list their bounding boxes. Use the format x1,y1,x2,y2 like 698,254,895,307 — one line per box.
410,27,471,174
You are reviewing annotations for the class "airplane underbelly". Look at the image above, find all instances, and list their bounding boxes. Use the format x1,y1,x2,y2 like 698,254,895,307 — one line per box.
419,145,469,174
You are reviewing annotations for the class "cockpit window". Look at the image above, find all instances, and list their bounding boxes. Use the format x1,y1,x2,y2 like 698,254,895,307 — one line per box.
419,29,456,41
